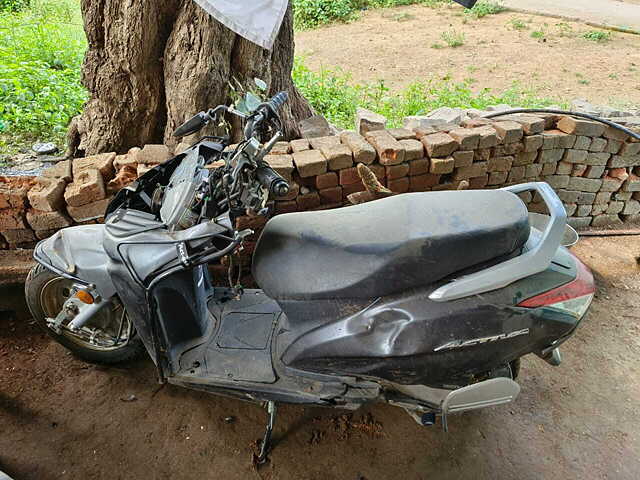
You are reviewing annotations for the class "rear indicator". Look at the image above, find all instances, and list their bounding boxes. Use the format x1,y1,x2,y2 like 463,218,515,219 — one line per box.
517,255,595,318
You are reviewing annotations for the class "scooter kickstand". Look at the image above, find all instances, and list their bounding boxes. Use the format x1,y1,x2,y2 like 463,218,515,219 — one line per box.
257,401,277,465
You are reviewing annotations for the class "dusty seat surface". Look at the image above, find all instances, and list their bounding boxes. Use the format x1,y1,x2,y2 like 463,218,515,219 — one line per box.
253,190,530,300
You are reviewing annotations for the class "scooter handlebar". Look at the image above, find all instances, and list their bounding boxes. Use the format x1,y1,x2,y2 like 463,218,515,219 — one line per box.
255,165,290,198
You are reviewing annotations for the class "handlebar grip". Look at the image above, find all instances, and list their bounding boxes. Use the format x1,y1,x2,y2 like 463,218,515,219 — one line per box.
255,166,290,198
267,91,289,113
174,112,208,137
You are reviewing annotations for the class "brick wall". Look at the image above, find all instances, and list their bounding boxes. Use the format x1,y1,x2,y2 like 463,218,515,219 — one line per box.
1,113,639,250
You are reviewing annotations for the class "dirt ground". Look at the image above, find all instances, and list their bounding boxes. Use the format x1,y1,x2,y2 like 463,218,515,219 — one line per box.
0,235,638,480
295,5,640,108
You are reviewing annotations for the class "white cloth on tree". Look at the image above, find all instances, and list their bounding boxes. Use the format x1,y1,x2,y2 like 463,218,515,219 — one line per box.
193,0,289,50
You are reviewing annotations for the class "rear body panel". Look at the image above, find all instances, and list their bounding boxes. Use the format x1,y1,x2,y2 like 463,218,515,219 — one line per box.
276,247,581,388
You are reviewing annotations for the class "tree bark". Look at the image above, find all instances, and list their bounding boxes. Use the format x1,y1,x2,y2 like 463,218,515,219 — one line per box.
69,0,312,156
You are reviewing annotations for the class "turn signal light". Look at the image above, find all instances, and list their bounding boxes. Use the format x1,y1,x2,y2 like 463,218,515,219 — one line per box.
75,290,95,304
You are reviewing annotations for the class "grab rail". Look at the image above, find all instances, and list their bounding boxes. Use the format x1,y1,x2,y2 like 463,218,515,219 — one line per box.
429,182,567,302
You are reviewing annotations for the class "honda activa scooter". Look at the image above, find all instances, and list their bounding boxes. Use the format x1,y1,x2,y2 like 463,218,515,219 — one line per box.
26,91,596,461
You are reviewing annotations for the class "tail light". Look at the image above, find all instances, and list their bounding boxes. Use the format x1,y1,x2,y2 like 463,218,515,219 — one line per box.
517,255,595,319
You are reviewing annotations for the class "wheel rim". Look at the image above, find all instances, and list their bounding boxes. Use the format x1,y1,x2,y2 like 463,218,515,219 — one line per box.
40,277,133,352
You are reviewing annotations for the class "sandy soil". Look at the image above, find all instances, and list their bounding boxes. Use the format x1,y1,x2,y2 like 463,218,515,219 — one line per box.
295,5,640,108
1,235,639,479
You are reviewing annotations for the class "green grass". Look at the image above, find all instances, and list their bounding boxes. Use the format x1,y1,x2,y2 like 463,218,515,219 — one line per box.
0,0,87,151
464,1,506,19
440,29,465,47
292,0,508,29
293,0,453,29
292,58,561,129
582,30,612,42
531,30,546,39
508,18,528,31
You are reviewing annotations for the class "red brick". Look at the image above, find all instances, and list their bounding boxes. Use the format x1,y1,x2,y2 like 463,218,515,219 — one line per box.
386,164,410,180
135,144,171,165
64,169,106,207
67,197,112,222
26,209,72,231
0,179,32,210
309,136,340,150
274,200,297,214
290,139,310,153
320,144,353,171
430,157,454,175
27,178,66,212
107,165,138,195
493,121,523,144
398,139,424,161
448,128,481,150
265,154,295,182
0,210,27,230
73,152,116,180
410,174,440,191
270,141,291,155
319,186,343,204
339,167,362,186
340,132,376,164
292,150,327,178
469,175,489,189
2,228,36,247
315,172,338,190
557,116,605,137
387,128,415,140
452,151,474,168
365,130,406,165
387,176,409,193
296,192,321,210
42,160,72,182
454,162,488,181
421,132,458,157
409,158,430,176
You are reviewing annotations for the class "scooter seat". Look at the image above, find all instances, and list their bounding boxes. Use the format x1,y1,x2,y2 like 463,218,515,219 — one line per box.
253,190,530,301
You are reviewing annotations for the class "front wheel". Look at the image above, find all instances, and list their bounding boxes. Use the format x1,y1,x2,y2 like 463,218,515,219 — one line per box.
25,264,145,365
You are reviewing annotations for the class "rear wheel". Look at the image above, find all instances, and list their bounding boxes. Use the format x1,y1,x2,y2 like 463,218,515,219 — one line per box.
25,264,145,365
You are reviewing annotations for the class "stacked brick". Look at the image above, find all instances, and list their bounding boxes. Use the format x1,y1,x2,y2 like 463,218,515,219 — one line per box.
0,144,174,249
265,113,640,229
1,114,639,251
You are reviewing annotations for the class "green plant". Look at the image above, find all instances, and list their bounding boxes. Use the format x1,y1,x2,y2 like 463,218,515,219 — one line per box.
440,29,465,47
509,18,528,30
293,0,454,29
465,1,506,19
292,58,561,130
0,0,30,12
582,30,612,42
293,0,358,29
0,0,87,149
531,30,546,39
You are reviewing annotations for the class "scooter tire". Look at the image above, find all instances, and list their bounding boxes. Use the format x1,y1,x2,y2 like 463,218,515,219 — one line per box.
24,264,146,365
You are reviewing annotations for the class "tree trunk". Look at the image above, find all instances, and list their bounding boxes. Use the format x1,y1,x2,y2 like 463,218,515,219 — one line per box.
69,0,312,156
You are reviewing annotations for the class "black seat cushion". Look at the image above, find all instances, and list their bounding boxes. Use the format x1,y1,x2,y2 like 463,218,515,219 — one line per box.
253,190,530,301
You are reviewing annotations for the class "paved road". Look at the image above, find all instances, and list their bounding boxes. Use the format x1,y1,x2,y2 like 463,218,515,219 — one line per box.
502,0,640,32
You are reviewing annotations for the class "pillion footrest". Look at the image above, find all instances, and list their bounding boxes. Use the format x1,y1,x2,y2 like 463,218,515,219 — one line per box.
440,377,521,431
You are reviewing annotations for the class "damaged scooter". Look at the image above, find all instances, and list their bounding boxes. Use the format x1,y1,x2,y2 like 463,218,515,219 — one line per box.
26,89,597,462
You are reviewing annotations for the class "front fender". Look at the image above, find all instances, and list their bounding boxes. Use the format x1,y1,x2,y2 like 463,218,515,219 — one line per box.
34,224,116,299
